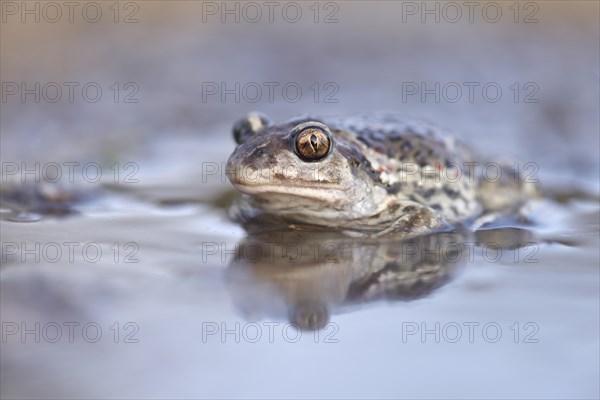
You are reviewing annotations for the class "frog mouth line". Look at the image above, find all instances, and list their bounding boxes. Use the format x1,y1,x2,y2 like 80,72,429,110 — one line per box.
231,181,350,203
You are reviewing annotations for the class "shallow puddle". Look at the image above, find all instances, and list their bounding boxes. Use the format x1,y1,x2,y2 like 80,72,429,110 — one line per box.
1,2,599,398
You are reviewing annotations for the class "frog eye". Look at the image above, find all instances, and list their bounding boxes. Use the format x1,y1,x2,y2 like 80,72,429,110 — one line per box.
232,112,271,144
293,122,332,162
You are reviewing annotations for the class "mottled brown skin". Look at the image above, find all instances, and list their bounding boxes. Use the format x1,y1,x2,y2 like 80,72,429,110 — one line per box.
227,112,534,235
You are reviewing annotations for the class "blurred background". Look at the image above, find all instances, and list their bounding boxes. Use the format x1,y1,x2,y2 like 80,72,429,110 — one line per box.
1,1,599,398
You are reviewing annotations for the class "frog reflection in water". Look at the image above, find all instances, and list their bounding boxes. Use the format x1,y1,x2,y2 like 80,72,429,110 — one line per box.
227,112,538,235
226,225,536,330
225,112,539,329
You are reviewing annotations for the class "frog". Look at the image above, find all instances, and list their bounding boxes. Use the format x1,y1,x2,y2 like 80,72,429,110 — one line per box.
226,112,537,235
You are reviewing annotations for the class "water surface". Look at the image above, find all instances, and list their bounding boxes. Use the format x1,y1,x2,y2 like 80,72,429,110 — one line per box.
1,2,599,398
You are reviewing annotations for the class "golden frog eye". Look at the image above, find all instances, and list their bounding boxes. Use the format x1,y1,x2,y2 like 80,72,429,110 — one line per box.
293,123,332,162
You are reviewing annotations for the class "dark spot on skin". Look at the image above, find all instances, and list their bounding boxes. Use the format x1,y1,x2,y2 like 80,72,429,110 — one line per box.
357,136,371,146
431,204,442,211
387,203,401,213
443,186,461,199
386,182,402,194
401,141,413,152
384,261,401,271
349,157,360,167
403,205,416,213
417,188,436,199
337,142,381,183
374,134,387,144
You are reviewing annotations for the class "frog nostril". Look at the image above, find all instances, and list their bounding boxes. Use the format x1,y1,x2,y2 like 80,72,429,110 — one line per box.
249,147,265,158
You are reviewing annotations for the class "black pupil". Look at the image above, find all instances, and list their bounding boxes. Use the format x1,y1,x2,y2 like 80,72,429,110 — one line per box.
310,134,318,150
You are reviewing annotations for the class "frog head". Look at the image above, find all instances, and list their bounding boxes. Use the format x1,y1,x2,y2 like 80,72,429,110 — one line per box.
226,112,387,224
